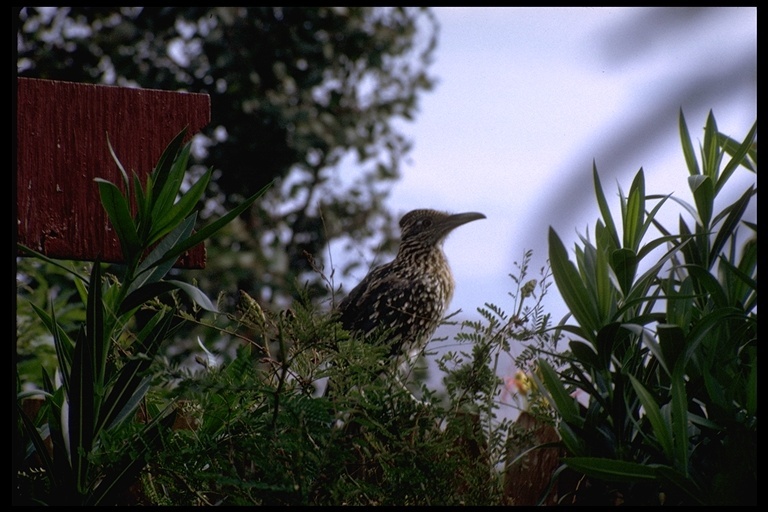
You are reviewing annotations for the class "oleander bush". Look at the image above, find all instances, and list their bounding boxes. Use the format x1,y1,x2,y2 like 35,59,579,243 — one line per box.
539,110,756,505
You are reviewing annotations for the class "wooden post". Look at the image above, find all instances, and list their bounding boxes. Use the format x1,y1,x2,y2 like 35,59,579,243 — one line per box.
503,411,562,505
16,77,210,268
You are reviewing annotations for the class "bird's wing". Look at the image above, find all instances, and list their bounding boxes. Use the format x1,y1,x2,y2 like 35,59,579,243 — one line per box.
338,266,414,338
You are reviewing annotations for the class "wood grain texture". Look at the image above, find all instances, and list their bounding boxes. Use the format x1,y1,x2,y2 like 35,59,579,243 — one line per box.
16,77,210,268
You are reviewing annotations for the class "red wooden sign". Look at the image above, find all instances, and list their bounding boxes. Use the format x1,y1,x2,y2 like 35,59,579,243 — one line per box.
16,77,210,268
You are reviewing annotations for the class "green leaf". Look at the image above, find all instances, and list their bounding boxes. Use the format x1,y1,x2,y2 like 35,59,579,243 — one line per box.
120,279,217,314
557,421,586,457
136,171,154,241
654,466,706,505
629,374,675,463
16,244,90,284
623,168,645,251
637,191,673,253
569,340,600,369
745,346,757,416
167,279,218,312
119,281,177,314
595,322,622,368
677,217,702,267
149,127,188,208
610,248,637,298
17,401,56,481
716,121,757,192
688,174,714,228
709,186,754,268
97,310,173,432
86,263,108,388
536,358,582,427
148,167,212,246
130,214,197,294
701,110,723,180
30,302,74,393
563,457,659,482
669,366,689,475
719,239,757,310
548,227,599,340
86,410,177,505
96,179,140,264
150,182,272,271
678,109,700,176
656,323,685,373
679,307,741,369
69,328,94,492
682,264,729,309
133,171,149,234
105,132,129,191
624,235,690,311
150,140,191,223
594,229,616,322
593,163,621,249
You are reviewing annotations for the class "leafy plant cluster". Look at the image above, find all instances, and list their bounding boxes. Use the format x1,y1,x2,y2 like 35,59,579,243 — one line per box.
16,112,756,506
538,111,757,505
16,128,555,506
118,252,556,506
15,130,265,505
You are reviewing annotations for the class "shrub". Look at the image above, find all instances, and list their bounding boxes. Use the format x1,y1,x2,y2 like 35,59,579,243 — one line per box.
540,110,756,505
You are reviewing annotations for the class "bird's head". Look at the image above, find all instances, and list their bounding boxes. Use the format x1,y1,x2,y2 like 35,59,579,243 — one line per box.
399,209,486,248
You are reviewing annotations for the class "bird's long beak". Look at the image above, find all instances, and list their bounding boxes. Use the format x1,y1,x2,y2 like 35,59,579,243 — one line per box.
445,212,486,228
435,211,486,242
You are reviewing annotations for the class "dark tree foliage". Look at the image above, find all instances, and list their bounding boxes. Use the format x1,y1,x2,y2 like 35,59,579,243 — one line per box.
17,7,438,306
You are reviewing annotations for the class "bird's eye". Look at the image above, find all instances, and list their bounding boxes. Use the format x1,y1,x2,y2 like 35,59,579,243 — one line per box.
420,219,433,228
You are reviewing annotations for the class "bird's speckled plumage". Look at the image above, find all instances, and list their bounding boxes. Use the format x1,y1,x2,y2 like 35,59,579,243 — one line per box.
338,209,486,359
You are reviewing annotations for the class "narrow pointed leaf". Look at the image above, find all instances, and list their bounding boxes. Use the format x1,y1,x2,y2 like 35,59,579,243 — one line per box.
130,214,197,294
629,374,675,463
17,402,56,479
610,248,637,297
149,127,188,207
150,183,271,270
654,466,706,505
69,325,94,492
624,169,645,251
96,179,140,264
701,110,722,179
563,457,659,482
87,410,177,505
688,174,714,228
151,141,191,222
717,121,757,192
30,302,74,392
709,186,754,267
682,264,729,309
86,263,107,387
593,163,621,249
678,109,700,176
133,171,149,233
148,168,211,245
549,227,599,339
167,279,218,312
536,358,582,426
656,323,685,374
670,366,689,475
98,311,172,431
16,244,90,284
106,133,129,191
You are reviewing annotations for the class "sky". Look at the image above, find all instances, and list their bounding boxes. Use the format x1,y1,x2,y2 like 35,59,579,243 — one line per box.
366,7,757,396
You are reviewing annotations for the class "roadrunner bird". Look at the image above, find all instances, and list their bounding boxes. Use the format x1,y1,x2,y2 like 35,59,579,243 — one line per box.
338,209,486,363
